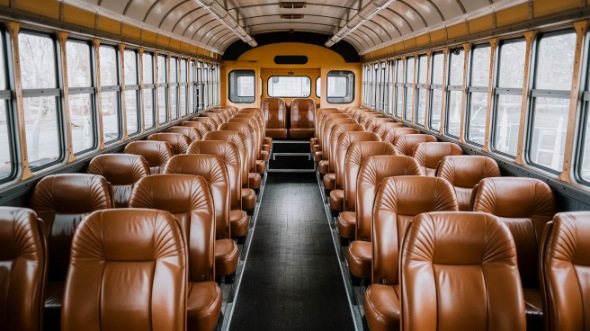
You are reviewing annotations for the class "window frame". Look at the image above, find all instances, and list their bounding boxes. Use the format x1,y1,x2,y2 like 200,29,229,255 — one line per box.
267,75,312,98
327,70,355,104
465,43,491,147
229,69,256,103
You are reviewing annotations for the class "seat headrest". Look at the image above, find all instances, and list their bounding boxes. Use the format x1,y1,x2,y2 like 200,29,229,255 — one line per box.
188,140,240,167
87,154,150,185
436,155,500,188
30,174,112,213
124,140,173,167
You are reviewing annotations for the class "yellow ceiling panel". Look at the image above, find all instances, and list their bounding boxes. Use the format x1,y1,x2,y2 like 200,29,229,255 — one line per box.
496,3,529,27
534,0,580,18
63,4,95,29
430,29,447,44
447,22,469,39
96,16,121,36
15,0,59,20
416,33,431,47
121,24,141,40
469,14,495,34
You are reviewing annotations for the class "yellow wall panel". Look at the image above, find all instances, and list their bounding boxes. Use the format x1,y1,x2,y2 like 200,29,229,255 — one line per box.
430,29,447,43
15,0,59,20
403,38,417,50
469,14,495,33
496,3,529,26
0,0,9,7
141,30,157,45
534,0,579,17
156,34,170,47
180,42,190,52
122,24,141,40
169,38,181,50
447,22,469,39
416,34,431,47
97,16,121,36
63,4,95,29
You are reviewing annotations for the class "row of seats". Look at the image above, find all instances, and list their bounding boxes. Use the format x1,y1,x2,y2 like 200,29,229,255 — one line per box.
7,105,274,331
262,97,316,139
309,106,570,330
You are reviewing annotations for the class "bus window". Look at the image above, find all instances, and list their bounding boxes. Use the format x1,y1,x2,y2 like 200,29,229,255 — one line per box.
429,52,444,131
492,38,525,157
99,45,121,143
327,71,354,104
415,54,428,126
229,70,255,103
395,59,403,118
189,60,195,113
180,59,188,117
124,49,140,135
170,57,179,120
466,44,491,146
157,54,168,124
66,39,96,154
0,30,14,181
404,57,415,121
19,32,63,169
316,76,320,97
268,76,311,98
445,48,464,137
528,31,576,172
385,60,393,115
142,52,155,129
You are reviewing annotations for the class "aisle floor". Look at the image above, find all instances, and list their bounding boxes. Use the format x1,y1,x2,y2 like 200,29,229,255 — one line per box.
229,173,354,331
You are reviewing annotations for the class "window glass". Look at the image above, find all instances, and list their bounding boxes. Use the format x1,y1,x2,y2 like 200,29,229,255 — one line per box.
415,55,428,125
170,57,178,120
529,32,576,171
446,48,464,137
229,70,255,103
100,46,118,86
268,76,310,97
316,77,321,97
19,32,62,168
124,49,139,135
467,45,490,145
404,57,415,120
0,31,13,180
429,52,444,131
180,59,187,116
327,71,354,103
99,45,121,142
580,113,590,182
157,55,168,123
395,59,403,117
142,52,155,129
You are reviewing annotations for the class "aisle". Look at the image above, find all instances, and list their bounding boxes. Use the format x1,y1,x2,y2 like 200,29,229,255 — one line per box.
229,173,354,331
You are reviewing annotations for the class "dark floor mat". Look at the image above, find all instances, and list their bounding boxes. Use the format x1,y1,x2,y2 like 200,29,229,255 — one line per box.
229,173,354,331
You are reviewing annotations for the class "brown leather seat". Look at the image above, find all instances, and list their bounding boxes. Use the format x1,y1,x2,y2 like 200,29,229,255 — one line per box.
541,211,590,331
164,154,239,280
382,127,420,144
124,140,173,175
400,212,526,331
191,117,217,131
472,177,557,331
30,174,112,330
240,107,272,148
61,209,187,331
412,142,463,176
329,131,381,215
289,98,316,139
315,112,351,163
188,140,250,238
87,153,150,208
435,155,500,211
393,133,437,156
182,120,211,137
318,117,356,175
262,97,288,139
348,156,422,279
232,113,267,157
203,130,257,211
364,176,459,331
374,122,405,139
148,132,191,155
360,112,384,130
311,108,339,150
128,175,222,331
367,117,394,132
219,121,263,183
229,116,267,172
336,141,396,242
168,125,201,142
322,123,364,191
0,207,47,331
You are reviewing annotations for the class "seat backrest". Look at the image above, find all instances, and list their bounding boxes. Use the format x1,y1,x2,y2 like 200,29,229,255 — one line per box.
401,212,525,331
374,122,405,139
147,132,191,155
30,174,112,282
343,141,396,211
191,117,217,131
240,107,266,136
541,211,590,331
291,98,315,129
0,207,46,331
319,113,350,149
393,134,437,156
203,130,249,189
129,174,215,282
382,127,420,144
219,122,255,171
412,142,463,176
334,131,381,190
472,177,557,290
322,117,356,161
436,155,500,211
262,98,287,129
124,140,173,175
62,209,187,331
356,155,422,241
229,116,262,158
188,140,242,210
163,154,231,239
329,123,364,173
168,126,201,142
367,117,394,132
315,108,339,137
182,120,210,137
372,176,458,285
87,154,150,208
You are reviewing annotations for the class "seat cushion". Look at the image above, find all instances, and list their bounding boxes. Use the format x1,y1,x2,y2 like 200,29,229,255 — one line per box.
188,281,222,331
214,238,239,276
313,150,322,162
310,138,318,150
230,209,250,238
348,240,372,279
323,173,336,190
260,150,269,162
318,160,329,175
256,160,266,174
266,128,287,139
329,189,344,212
263,137,273,146
289,128,314,139
248,173,261,189
337,211,356,239
364,284,401,331
262,144,271,154
241,189,256,210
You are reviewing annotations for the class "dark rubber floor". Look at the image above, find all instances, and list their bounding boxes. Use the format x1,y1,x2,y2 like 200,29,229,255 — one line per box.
230,173,354,331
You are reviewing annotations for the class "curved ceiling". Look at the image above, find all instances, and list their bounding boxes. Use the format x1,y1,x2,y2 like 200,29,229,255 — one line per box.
64,0,527,56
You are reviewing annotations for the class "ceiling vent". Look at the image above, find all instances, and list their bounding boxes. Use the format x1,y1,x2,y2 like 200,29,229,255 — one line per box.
279,2,306,9
281,14,305,19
